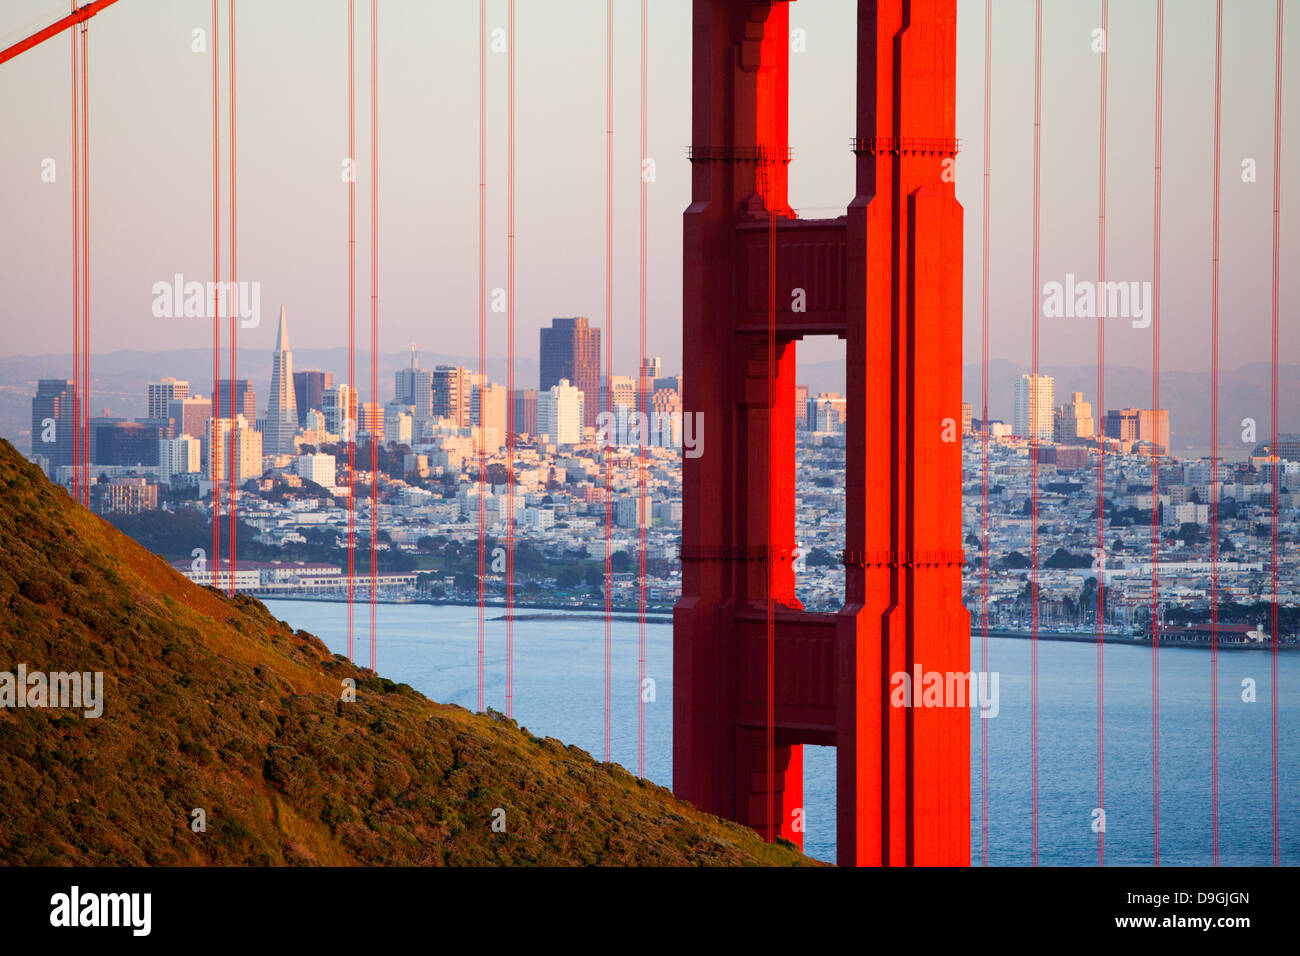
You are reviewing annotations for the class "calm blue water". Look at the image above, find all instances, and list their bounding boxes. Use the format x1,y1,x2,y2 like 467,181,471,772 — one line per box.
263,600,1299,865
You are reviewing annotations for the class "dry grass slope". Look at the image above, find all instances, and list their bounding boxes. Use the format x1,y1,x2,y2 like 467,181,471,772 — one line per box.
0,439,812,866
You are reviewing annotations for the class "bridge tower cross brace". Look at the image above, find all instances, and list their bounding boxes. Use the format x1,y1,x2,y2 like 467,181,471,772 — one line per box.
674,0,970,867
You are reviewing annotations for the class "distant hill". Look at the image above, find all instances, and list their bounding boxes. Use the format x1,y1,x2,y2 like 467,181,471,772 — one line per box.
0,439,809,866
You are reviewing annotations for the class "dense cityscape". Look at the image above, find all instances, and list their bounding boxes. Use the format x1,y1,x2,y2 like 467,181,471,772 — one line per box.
24,310,1300,644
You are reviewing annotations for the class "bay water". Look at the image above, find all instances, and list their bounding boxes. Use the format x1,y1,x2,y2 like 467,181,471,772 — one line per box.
263,600,1299,865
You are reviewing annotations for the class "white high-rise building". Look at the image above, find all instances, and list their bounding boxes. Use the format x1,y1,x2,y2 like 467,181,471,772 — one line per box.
148,378,189,422
1014,374,1055,441
158,435,201,482
295,452,336,488
384,404,414,445
207,414,263,481
262,307,299,454
537,379,584,445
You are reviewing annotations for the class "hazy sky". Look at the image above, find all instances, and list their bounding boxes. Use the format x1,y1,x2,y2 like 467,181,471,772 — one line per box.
1,0,1296,379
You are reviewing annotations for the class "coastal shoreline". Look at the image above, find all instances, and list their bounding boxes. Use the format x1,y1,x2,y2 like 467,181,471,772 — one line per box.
254,596,1289,647
981,627,1297,651
257,593,675,622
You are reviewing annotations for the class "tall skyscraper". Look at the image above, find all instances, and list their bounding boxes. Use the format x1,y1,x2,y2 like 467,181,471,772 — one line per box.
158,435,201,482
394,346,434,418
323,384,358,439
471,381,508,443
215,379,257,420
1104,407,1140,443
1054,391,1094,442
262,307,299,455
650,387,684,446
293,369,333,427
30,379,77,468
512,389,537,438
359,402,385,441
539,317,601,427
1140,409,1171,454
147,378,188,421
1013,373,1055,441
809,393,847,433
537,379,584,445
167,396,212,457
207,415,262,482
93,421,162,466
432,365,472,426
600,375,636,414
794,384,809,429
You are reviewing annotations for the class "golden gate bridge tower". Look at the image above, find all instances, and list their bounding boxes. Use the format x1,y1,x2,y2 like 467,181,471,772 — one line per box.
674,0,970,866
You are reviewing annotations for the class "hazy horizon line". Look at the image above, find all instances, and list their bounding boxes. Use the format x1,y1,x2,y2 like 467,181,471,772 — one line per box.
1,346,1294,377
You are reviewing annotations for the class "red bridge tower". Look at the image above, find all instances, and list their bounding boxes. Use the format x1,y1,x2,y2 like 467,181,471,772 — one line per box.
674,0,970,866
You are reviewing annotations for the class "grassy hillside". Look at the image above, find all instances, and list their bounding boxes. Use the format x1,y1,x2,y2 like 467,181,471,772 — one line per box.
0,440,810,866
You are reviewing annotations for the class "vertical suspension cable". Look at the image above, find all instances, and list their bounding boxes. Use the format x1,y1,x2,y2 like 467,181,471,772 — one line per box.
979,0,992,867
70,1,80,506
211,0,222,587
637,0,648,782
1095,0,1108,869
1268,0,1284,870
603,0,614,764
80,16,89,505
347,0,356,662
1150,0,1165,867
369,0,379,672
477,0,487,714
227,0,237,597
1210,0,1223,868
506,0,516,718
1030,0,1043,867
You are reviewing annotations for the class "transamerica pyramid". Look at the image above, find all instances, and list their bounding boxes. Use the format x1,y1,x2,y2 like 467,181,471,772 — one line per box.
263,306,299,455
